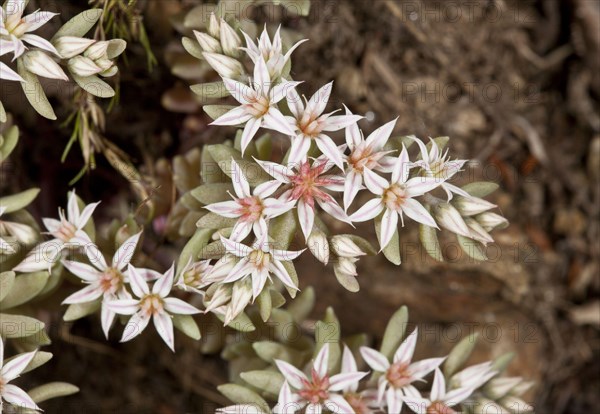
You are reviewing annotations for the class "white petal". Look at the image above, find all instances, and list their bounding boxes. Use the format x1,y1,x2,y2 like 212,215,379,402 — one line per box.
316,197,351,225
106,299,140,315
112,232,142,270
401,198,438,228
313,343,330,378
223,77,254,104
164,297,201,315
287,135,311,166
402,397,430,414
270,80,301,104
254,179,281,198
62,284,103,305
0,60,24,82
220,236,253,257
204,200,242,218
275,359,308,389
271,248,304,262
363,168,388,195
329,371,368,392
394,328,419,364
251,268,268,299
127,264,150,297
405,177,443,197
359,347,390,372
67,191,80,223
62,260,101,281
324,394,354,414
154,312,175,351
230,221,253,242
0,350,36,381
443,386,476,407
84,244,108,270
255,159,292,183
263,107,295,136
349,198,383,222
321,114,363,132
297,199,315,241
315,134,344,170
101,305,116,339
253,56,270,92
365,117,397,150
430,367,446,402
306,81,332,117
240,117,262,156
1,384,40,411
269,260,297,290
21,33,59,55
152,264,175,297
408,357,446,380
378,208,398,251
391,145,411,184
23,10,59,31
230,158,251,197
77,201,101,229
211,106,253,126
343,169,362,211
121,312,150,342
341,345,358,375
386,387,403,414
286,86,304,118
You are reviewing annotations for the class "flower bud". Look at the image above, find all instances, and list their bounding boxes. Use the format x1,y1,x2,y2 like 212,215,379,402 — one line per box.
225,279,253,325
433,203,471,237
483,377,523,400
53,36,96,59
330,235,366,258
476,212,509,232
335,257,358,278
202,52,245,79
100,66,118,78
84,40,110,61
219,18,242,58
22,51,68,81
95,58,114,71
2,221,38,245
208,12,221,39
68,56,103,77
307,229,329,264
498,396,533,413
204,284,231,313
453,196,497,216
194,30,222,53
465,218,494,245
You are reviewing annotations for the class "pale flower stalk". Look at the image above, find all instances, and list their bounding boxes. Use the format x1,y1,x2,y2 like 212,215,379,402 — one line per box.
204,158,295,241
350,147,443,250
107,264,201,351
0,337,41,412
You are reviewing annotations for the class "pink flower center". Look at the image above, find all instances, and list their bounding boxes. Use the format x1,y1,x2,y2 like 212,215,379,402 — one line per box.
298,369,330,404
248,249,270,270
54,218,78,242
99,268,124,295
427,402,457,414
349,144,386,173
298,112,324,137
345,392,370,414
386,361,414,388
237,196,264,222
245,95,270,118
140,294,164,317
383,184,407,211
289,161,336,208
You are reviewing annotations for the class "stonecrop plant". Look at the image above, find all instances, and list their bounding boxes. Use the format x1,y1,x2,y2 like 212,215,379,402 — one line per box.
0,1,531,413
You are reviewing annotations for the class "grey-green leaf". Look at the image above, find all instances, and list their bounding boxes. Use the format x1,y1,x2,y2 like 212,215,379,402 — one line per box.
0,188,40,213
0,313,45,338
203,105,235,121
443,332,480,377
17,61,56,120
0,271,49,310
63,300,101,321
28,382,79,403
380,306,409,359
0,271,15,302
191,183,235,204
172,314,201,340
461,182,499,198
52,9,103,39
71,74,115,98
218,383,270,412
240,370,284,398
419,223,444,262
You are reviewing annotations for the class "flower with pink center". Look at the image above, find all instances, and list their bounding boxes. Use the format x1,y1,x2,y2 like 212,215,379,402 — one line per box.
285,82,363,170
204,158,295,241
0,337,40,412
340,346,378,414
107,264,201,351
210,55,298,156
403,368,477,414
349,146,443,250
343,107,398,210
256,157,351,241
61,232,144,338
409,136,470,201
360,328,445,412
275,344,368,413
213,234,304,300
13,191,99,273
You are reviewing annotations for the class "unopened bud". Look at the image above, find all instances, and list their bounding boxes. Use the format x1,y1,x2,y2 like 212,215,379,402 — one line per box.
453,196,497,216
484,377,523,400
465,218,494,245
22,51,68,80
335,257,358,277
498,396,533,413
193,30,222,53
476,212,509,232
225,279,253,325
208,12,221,39
100,65,118,78
330,235,365,257
307,229,329,264
84,40,109,61
68,56,102,77
2,221,38,245
202,52,244,79
53,36,96,59
433,203,471,237
219,18,242,58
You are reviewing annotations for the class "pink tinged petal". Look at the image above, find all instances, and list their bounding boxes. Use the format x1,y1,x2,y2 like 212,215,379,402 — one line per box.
386,387,404,414
363,168,388,195
349,198,384,223
405,177,444,197
101,305,116,339
378,208,398,251
359,347,390,372
316,198,351,225
391,145,411,184
112,232,142,270
269,260,298,291
230,221,253,242
252,219,268,240
324,394,355,414
430,368,446,402
223,77,254,104
67,192,80,223
77,201,101,229
365,117,398,150
23,10,59,31
287,135,311,165
106,299,140,315
230,158,251,198
62,260,100,281
286,86,304,118
204,200,242,218
315,134,344,170
343,170,362,211
251,268,268,299
404,384,422,399
1,384,41,411
84,244,108,270
127,264,150,297
270,80,301,104
278,381,296,408
164,297,201,315
42,217,61,233
70,229,92,245
153,264,175,297
402,397,430,414
442,182,471,200
0,350,36,381
240,116,262,156
275,359,308,389
21,33,59,55
321,114,363,132
264,198,296,219
121,311,150,342
401,198,439,228
0,333,4,363
153,312,175,351
254,159,292,183
263,107,296,136
223,258,253,283
0,61,24,81
394,328,419,365
297,199,315,241
329,371,368,392
62,284,103,305
211,106,253,126
220,236,253,257
313,343,330,378
408,357,446,380
377,377,388,407
343,105,362,149
271,248,304,261
306,81,333,117
254,179,281,198
341,345,358,375
443,386,475,407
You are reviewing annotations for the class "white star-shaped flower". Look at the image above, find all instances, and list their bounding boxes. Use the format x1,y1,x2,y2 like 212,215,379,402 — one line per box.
359,328,445,412
204,158,295,241
107,264,201,351
349,146,443,250
211,56,298,156
275,343,368,414
0,337,40,412
285,82,362,170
